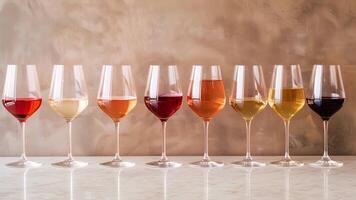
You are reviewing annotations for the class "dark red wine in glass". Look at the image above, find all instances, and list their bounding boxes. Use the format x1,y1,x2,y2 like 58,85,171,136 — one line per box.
2,98,42,122
144,65,183,168
307,64,345,168
144,94,183,121
306,97,344,120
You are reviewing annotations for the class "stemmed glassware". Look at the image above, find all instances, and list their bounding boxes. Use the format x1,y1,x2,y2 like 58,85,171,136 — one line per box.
49,65,89,168
144,65,183,168
268,65,305,167
2,65,42,168
187,65,226,167
306,65,345,168
97,65,137,168
229,65,267,167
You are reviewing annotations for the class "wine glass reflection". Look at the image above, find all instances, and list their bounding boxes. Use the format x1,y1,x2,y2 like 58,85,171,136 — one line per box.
69,169,75,200
322,169,330,200
23,169,29,200
244,168,253,200
283,169,291,200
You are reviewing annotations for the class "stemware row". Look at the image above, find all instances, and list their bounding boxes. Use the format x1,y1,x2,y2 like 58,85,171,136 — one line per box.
1,64,345,169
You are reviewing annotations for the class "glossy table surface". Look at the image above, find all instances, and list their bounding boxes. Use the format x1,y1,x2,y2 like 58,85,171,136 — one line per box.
0,156,355,200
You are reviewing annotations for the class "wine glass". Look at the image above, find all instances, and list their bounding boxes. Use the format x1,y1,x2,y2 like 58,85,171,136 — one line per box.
97,65,137,168
144,65,183,168
49,65,89,168
2,64,42,168
229,65,267,167
268,64,305,167
307,65,345,168
187,65,226,167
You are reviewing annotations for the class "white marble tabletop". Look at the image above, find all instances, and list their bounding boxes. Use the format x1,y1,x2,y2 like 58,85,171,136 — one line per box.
0,156,355,200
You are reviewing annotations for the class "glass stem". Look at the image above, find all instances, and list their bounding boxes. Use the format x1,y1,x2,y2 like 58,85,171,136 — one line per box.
115,121,121,160
20,122,27,160
203,120,210,161
284,120,291,160
245,120,252,160
322,120,330,159
161,121,168,161
67,121,73,160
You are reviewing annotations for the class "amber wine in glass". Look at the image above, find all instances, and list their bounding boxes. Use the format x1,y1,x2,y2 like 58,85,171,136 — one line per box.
268,88,305,121
187,65,226,167
49,65,89,168
229,65,267,167
268,65,305,167
230,99,266,121
97,65,137,168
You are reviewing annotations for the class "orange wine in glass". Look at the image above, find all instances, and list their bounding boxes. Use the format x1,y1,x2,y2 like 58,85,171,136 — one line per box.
187,65,226,167
97,65,137,168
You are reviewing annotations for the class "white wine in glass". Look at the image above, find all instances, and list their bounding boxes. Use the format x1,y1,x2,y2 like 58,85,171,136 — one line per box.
48,98,88,122
229,65,267,167
268,64,305,167
49,65,89,168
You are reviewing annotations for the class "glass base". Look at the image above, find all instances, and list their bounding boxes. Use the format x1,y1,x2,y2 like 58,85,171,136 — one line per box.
146,159,182,168
232,158,266,168
52,158,88,168
270,157,304,168
101,157,135,168
6,157,42,168
309,157,343,168
190,159,224,168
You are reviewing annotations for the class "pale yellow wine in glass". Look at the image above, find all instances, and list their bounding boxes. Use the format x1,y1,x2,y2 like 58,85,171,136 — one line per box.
229,65,267,167
48,98,88,121
268,65,305,167
49,65,89,168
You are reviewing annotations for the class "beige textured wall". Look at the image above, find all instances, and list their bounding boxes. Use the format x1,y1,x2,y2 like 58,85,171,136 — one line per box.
0,0,356,156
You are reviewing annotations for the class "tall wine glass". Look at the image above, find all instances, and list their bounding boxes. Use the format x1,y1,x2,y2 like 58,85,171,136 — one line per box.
97,65,137,168
144,65,183,168
268,64,305,167
230,65,267,167
187,65,226,167
2,64,42,168
307,65,345,168
49,65,89,168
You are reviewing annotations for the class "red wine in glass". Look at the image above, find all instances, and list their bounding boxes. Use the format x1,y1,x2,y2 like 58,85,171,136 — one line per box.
144,94,183,121
2,98,42,122
306,97,344,120
2,64,42,168
144,65,183,168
